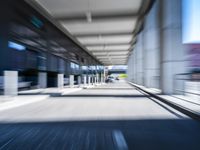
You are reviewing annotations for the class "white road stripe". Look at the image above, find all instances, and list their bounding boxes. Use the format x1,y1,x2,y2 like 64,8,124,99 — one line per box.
112,130,129,150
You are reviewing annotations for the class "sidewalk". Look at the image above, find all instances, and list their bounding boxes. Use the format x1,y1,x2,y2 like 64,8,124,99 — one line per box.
0,83,107,112
0,95,49,112
18,86,83,95
18,83,104,95
0,86,85,111
129,82,200,117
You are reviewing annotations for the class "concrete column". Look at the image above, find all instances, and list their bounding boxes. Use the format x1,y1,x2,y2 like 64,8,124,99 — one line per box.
94,76,97,85
160,0,186,94
91,76,94,85
88,76,91,86
103,68,106,82
4,71,18,96
136,32,144,85
143,1,160,89
78,76,81,86
101,73,104,84
84,75,87,86
127,52,134,83
96,74,99,84
133,50,137,83
69,75,74,88
127,55,130,82
57,74,64,88
132,51,134,82
38,72,47,88
129,56,134,82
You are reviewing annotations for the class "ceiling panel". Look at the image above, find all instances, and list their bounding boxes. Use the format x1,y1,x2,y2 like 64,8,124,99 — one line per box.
36,0,142,16
77,34,133,45
93,51,129,55
32,0,145,65
87,45,131,51
61,18,136,35
97,55,128,58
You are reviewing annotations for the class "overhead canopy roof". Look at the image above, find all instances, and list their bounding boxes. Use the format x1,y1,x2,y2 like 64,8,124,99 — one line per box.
28,0,152,65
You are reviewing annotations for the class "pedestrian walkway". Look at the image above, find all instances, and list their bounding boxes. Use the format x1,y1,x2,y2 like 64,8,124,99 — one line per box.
130,82,200,116
0,95,49,112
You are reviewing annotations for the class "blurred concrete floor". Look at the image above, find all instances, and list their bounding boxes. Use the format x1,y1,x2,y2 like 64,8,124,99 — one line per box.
0,80,199,150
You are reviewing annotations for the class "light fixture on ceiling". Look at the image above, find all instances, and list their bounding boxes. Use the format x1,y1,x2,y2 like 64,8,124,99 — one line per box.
86,12,92,23
86,0,92,23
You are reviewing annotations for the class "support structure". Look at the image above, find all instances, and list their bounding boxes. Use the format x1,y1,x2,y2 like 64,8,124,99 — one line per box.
127,0,187,95
38,72,47,88
57,73,64,88
69,75,74,88
143,1,160,89
88,76,91,86
84,75,87,86
4,71,18,96
78,75,81,86
160,0,186,94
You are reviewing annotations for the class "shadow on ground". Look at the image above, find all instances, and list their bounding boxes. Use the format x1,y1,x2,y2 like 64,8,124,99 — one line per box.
53,94,150,98
0,119,200,150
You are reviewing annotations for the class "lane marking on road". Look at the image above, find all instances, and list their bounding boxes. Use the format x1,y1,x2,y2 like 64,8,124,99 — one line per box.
0,138,14,150
112,130,129,150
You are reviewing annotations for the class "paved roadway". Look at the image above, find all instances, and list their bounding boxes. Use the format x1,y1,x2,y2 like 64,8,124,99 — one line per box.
0,80,199,150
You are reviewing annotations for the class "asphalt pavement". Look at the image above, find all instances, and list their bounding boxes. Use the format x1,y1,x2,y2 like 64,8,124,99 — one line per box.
0,80,199,150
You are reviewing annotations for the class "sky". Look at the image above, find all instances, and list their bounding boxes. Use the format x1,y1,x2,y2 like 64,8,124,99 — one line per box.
182,0,200,44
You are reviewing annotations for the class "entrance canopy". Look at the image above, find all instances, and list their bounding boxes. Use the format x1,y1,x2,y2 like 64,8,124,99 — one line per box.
28,0,152,65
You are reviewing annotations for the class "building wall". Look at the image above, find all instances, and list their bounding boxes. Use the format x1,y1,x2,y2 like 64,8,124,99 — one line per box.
127,0,188,94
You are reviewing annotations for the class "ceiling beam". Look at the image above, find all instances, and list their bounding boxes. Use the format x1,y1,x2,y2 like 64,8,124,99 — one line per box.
24,0,103,65
97,56,128,58
73,32,134,37
93,52,128,55
89,49,129,52
56,12,138,22
110,58,127,60
83,43,131,47
94,55,128,58
76,33,133,38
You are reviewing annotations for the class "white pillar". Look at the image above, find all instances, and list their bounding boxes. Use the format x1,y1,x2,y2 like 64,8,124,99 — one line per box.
101,74,104,84
78,76,81,86
143,1,160,89
103,68,106,82
57,74,64,88
38,72,47,88
160,0,186,94
136,32,144,85
91,76,94,85
94,77,97,85
84,75,87,86
69,75,74,88
93,76,95,85
4,71,18,96
96,74,99,84
88,76,91,86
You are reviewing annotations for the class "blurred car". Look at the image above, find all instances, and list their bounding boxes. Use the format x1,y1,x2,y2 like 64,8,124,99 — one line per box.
115,77,119,80
105,76,115,83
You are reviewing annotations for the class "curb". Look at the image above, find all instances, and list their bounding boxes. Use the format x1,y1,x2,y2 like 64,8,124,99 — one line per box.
0,95,49,112
129,82,200,121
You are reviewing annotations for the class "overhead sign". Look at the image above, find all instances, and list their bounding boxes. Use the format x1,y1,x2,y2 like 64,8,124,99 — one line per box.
30,16,44,29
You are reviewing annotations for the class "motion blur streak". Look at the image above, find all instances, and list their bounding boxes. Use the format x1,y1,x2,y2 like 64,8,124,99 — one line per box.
0,0,200,150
